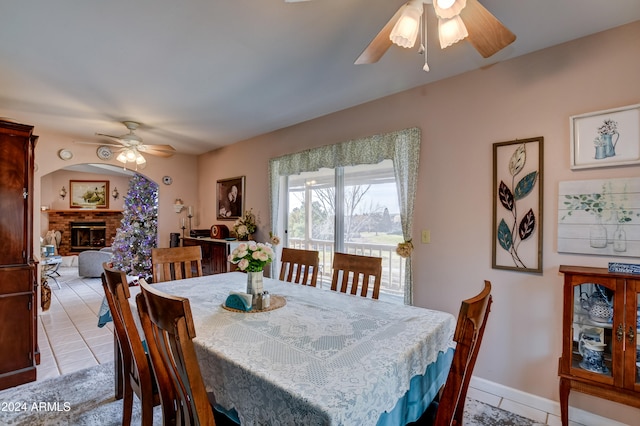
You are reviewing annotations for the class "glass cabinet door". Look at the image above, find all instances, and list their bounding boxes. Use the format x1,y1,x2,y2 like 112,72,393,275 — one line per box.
633,279,640,389
571,279,616,382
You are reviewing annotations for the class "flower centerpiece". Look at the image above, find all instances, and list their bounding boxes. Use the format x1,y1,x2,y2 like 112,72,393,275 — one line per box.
233,209,257,240
228,242,275,272
228,241,275,298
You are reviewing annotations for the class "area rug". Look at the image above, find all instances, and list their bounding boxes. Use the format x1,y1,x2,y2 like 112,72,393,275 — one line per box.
0,362,545,425
0,362,161,426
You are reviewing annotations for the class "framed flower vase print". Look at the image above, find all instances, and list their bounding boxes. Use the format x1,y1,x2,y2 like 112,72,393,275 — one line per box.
217,176,245,220
557,177,640,257
492,137,543,273
70,180,109,209
570,103,640,169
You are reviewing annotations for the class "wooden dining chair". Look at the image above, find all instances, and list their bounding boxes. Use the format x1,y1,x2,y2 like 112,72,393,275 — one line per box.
135,280,216,426
330,252,382,299
101,263,159,426
420,280,493,426
279,247,320,287
151,246,203,283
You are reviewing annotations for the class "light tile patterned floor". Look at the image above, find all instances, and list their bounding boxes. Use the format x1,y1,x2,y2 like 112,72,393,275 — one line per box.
37,267,579,425
36,267,114,382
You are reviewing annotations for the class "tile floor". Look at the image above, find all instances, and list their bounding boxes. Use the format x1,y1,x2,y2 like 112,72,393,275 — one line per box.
36,267,583,426
36,267,114,382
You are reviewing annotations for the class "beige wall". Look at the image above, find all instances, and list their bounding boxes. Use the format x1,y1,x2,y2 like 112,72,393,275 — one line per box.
197,22,640,423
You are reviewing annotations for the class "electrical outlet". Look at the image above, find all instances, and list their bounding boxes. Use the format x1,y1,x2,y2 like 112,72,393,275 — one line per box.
421,230,430,244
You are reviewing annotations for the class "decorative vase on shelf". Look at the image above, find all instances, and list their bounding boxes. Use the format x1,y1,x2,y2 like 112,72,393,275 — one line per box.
246,271,264,301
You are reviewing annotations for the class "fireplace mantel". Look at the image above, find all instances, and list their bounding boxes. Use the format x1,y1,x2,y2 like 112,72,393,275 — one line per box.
45,210,124,256
43,209,123,213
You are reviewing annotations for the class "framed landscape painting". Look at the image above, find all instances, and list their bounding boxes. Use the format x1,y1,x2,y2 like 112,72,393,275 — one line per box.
70,180,109,209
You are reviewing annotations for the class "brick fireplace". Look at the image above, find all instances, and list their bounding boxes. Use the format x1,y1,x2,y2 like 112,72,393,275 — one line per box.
46,211,123,256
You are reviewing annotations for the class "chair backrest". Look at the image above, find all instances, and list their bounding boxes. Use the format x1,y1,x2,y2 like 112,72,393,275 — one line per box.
136,280,216,426
101,263,155,409
434,280,492,426
279,247,320,287
330,252,382,299
151,246,203,283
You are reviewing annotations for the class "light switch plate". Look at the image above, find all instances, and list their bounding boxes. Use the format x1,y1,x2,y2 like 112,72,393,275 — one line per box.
421,230,430,244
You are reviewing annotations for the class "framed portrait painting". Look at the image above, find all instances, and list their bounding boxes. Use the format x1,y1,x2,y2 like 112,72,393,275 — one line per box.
492,137,543,273
217,176,244,220
70,180,109,209
570,103,640,169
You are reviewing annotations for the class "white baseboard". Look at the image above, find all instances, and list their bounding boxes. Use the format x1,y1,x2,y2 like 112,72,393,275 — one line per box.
470,376,628,426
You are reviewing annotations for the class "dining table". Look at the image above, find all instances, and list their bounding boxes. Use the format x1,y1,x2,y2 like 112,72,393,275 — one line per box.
116,272,456,425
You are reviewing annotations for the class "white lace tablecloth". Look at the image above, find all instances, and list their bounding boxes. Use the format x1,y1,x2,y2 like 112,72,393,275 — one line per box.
147,272,456,425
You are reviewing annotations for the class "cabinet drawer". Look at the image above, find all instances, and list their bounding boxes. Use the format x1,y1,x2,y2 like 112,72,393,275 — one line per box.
0,266,35,294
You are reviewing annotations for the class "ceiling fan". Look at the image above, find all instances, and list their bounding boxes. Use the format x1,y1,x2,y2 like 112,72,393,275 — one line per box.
77,121,176,168
286,0,516,69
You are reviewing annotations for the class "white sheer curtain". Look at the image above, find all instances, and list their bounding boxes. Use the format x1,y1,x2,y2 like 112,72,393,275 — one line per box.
269,128,421,304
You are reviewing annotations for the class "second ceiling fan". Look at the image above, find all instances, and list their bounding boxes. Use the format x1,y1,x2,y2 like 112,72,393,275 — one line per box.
85,121,176,168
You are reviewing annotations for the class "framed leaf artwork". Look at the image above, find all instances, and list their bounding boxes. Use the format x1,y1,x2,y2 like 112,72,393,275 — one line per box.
492,137,544,273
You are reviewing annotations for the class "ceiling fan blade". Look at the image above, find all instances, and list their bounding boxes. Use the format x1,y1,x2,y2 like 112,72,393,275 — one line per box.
459,0,516,58
139,144,176,152
74,141,123,147
95,133,130,145
140,148,174,158
354,4,407,65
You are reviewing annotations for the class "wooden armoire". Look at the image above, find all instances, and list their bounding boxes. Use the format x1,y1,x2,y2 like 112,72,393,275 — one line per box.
0,119,38,390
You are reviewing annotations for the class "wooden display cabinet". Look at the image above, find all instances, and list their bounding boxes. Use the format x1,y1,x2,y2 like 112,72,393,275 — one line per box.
0,120,38,390
558,265,640,425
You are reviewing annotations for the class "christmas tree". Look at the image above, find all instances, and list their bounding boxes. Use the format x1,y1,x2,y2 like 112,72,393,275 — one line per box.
111,173,158,278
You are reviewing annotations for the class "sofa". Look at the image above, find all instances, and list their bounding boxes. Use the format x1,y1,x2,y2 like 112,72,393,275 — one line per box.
78,248,113,278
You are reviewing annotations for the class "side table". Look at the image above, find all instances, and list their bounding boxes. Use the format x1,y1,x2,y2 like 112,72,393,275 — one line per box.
41,255,63,289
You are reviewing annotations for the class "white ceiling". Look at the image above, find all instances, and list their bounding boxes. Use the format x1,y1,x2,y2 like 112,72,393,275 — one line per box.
1,1,639,156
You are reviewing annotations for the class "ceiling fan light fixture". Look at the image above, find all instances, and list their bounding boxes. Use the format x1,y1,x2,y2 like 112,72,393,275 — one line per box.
438,15,468,48
433,0,466,19
389,0,423,48
116,151,128,163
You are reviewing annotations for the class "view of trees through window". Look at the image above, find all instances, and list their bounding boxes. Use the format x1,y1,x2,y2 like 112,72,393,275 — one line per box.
286,160,406,302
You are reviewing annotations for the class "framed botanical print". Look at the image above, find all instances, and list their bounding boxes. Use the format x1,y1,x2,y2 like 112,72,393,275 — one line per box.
570,103,640,169
492,137,543,273
70,180,109,209
217,176,244,220
558,177,640,257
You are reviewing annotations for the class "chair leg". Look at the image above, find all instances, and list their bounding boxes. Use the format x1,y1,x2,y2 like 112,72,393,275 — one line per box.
140,398,154,426
122,382,133,426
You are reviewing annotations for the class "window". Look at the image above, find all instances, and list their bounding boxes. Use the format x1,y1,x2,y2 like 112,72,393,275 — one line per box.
269,127,420,304
285,161,405,302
